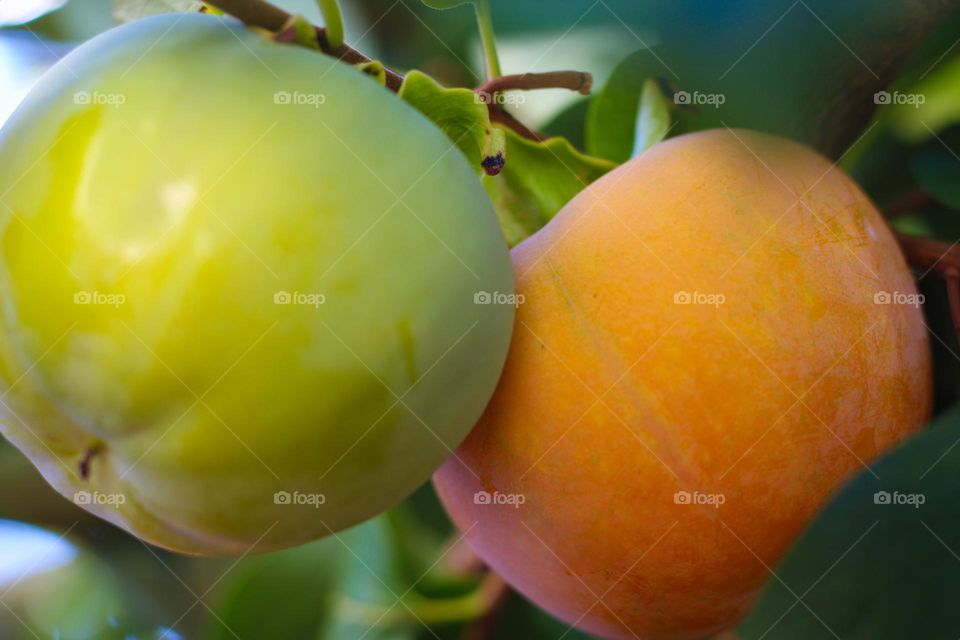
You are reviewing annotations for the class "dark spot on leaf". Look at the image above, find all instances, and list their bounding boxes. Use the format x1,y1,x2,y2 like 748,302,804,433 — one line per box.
482,152,505,176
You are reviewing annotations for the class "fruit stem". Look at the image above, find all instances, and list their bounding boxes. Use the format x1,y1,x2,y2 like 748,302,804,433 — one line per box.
316,0,344,49
473,0,502,81
489,108,545,141
884,196,960,337
895,233,960,277
946,269,960,336
203,0,549,138
476,71,593,102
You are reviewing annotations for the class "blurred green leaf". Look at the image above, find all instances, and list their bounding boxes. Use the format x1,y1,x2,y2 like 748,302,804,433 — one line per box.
738,408,960,639
0,520,158,640
320,513,495,639
881,11,960,147
632,77,672,156
205,538,342,640
910,126,960,208
484,128,615,246
320,518,418,640
398,70,491,173
885,52,960,144
586,49,667,163
541,98,590,151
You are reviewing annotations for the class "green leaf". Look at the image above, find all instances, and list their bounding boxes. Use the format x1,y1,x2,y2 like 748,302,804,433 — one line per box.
541,99,591,151
205,538,343,640
319,515,489,639
586,49,670,163
631,77,671,156
356,61,387,86
399,70,491,174
910,126,960,209
273,14,321,50
113,0,202,22
737,408,960,639
885,52,960,144
484,128,616,246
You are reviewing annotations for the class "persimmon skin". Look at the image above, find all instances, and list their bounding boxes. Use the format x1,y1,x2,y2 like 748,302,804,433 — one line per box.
434,129,932,640
0,14,514,556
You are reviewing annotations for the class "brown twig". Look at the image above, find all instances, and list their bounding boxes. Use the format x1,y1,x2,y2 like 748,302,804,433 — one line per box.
203,0,558,140
489,107,546,142
895,232,960,278
896,232,960,335
313,27,405,91
476,71,593,98
946,268,960,336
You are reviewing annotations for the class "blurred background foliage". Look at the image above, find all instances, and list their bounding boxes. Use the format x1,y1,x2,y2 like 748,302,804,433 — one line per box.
4,0,960,638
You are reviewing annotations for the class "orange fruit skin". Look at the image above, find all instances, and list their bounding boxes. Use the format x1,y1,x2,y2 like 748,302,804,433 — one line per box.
434,129,932,640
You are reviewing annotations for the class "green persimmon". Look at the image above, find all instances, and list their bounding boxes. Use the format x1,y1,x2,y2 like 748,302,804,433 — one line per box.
0,14,514,555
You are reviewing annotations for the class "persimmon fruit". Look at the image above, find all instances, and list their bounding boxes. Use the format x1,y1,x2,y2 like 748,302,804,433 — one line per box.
0,13,514,555
434,129,932,639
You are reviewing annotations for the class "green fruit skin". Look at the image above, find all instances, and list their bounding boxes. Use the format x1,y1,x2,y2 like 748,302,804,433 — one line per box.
0,14,514,555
